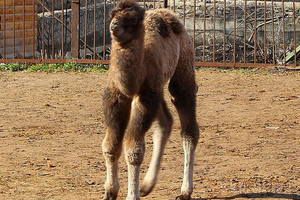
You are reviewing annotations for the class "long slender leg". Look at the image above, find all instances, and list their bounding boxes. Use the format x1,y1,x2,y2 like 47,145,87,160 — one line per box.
124,87,161,200
102,86,132,200
140,99,173,196
169,67,199,200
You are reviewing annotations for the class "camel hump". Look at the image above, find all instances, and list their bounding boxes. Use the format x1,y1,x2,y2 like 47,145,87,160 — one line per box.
146,9,184,37
162,11,184,35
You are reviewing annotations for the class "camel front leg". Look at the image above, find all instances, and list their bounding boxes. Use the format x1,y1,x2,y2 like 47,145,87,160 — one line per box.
102,87,132,200
124,90,161,200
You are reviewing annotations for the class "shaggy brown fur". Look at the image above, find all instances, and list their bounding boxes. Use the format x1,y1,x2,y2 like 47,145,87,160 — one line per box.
102,1,199,199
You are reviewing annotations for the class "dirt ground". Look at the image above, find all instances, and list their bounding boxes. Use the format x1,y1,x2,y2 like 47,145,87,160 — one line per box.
0,69,299,200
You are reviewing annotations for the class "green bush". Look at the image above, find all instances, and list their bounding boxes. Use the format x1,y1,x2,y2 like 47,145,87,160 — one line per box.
0,63,108,72
0,63,27,72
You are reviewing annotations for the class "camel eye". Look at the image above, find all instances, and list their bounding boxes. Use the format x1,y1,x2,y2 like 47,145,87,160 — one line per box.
123,17,138,27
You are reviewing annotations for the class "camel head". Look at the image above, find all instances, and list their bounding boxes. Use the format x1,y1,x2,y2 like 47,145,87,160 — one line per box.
110,0,145,43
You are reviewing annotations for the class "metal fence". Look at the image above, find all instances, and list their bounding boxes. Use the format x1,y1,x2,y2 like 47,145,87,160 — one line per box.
0,0,299,67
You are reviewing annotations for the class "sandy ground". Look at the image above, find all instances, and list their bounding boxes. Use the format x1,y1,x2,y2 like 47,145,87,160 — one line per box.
0,69,299,200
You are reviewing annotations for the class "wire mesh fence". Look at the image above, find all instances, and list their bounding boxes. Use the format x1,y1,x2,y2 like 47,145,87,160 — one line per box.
0,0,299,67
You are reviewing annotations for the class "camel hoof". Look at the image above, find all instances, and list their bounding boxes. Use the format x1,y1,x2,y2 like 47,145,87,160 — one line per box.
140,182,155,197
126,197,140,200
103,191,117,200
175,194,191,200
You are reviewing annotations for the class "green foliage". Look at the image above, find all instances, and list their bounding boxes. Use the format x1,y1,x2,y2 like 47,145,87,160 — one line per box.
0,63,108,73
0,63,27,72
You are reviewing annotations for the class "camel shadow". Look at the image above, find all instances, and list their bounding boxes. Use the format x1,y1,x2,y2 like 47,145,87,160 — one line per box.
193,192,300,200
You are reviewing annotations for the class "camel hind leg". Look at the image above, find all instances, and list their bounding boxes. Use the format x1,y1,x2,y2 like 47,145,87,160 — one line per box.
169,59,199,200
140,99,173,197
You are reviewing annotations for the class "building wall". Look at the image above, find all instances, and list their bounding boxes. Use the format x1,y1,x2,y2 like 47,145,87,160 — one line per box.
0,0,37,58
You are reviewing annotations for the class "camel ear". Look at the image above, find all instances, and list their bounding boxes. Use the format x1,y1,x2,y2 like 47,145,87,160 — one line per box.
137,6,145,21
110,8,118,19
111,0,144,21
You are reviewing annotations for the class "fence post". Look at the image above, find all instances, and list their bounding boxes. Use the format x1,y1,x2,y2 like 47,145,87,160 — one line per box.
71,0,80,58
164,0,168,8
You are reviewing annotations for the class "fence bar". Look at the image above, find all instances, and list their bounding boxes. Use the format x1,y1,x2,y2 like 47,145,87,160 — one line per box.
51,0,55,58
264,0,267,64
271,0,275,64
203,0,206,61
65,0,68,58
3,0,6,58
223,0,226,62
213,0,216,62
71,0,80,58
243,0,246,63
84,0,88,58
282,0,285,66
193,0,196,49
42,0,45,58
94,0,96,59
33,0,36,58
293,0,297,66
23,0,26,58
183,0,186,26
233,0,236,64
103,0,107,59
13,0,16,57
254,0,257,63
61,0,64,58
173,0,175,12
164,0,167,8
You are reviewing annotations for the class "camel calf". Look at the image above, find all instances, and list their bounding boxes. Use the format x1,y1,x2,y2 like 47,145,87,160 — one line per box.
102,1,199,199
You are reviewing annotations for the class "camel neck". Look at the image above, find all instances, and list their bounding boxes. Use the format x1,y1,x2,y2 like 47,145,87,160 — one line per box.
109,36,145,96
110,34,145,69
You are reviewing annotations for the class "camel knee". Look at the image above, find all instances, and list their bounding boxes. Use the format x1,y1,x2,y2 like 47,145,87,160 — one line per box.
125,143,145,165
102,148,121,163
102,133,124,162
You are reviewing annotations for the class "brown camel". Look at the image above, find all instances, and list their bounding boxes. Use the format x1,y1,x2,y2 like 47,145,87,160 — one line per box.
102,0,199,199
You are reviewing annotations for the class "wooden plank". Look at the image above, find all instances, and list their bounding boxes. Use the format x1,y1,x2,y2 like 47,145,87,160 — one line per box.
0,37,35,48
0,0,34,7
0,44,36,55
0,6,35,15
1,14,35,23
0,21,36,30
0,29,36,39
0,52,35,59
0,46,30,55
